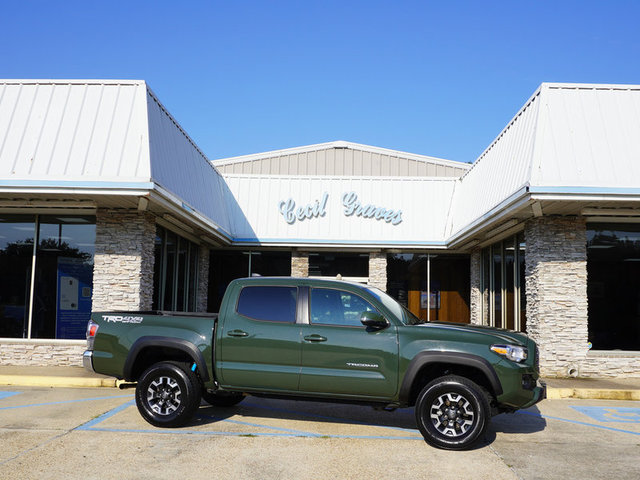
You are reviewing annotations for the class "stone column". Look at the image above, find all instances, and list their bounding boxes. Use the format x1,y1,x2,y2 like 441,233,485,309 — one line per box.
92,209,156,311
291,250,309,277
469,248,483,325
196,245,210,312
368,252,387,292
525,216,588,377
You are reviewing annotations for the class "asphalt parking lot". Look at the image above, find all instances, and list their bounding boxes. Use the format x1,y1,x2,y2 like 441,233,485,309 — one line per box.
0,386,639,480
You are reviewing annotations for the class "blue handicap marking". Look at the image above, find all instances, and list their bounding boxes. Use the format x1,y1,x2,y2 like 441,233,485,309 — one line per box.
0,391,21,400
571,406,640,423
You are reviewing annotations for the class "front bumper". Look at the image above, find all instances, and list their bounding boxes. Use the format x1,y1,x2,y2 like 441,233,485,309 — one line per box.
521,380,546,409
82,350,95,373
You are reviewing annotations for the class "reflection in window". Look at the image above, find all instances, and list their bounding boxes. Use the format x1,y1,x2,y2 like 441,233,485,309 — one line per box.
587,223,640,350
480,234,526,332
237,286,297,323
153,226,199,312
310,288,377,327
0,216,35,338
0,215,95,340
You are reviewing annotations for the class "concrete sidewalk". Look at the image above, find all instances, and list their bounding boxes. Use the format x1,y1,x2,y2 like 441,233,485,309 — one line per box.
1,365,640,400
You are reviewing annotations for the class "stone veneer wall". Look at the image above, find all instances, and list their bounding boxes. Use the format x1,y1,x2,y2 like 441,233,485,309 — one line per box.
291,251,309,277
368,252,387,292
525,216,590,377
197,246,210,312
0,340,84,367
92,209,156,311
469,249,482,325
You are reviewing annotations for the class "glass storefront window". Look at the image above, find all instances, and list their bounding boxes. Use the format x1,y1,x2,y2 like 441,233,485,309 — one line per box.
480,234,526,332
153,226,199,312
386,253,470,324
587,223,640,351
308,252,369,280
0,214,95,340
208,250,292,312
0,216,35,338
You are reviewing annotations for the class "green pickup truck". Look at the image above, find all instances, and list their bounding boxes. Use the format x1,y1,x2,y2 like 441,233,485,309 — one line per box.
83,276,545,450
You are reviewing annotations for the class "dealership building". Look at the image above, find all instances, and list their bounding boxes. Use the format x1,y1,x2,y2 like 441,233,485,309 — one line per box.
1,79,639,378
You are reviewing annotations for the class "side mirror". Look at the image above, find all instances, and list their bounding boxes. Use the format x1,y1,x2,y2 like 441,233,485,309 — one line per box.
360,311,389,330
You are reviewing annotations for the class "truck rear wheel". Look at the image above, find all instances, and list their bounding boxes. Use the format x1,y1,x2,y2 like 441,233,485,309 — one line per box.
135,361,201,428
202,391,245,407
415,375,490,450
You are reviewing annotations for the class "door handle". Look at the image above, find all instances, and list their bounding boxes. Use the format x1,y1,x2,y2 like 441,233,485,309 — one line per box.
228,329,248,337
304,334,327,342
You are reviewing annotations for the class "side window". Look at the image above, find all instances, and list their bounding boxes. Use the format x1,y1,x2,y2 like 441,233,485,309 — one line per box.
237,286,297,323
310,288,379,327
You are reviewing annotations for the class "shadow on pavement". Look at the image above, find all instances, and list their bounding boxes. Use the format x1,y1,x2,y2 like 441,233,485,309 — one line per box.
489,406,547,434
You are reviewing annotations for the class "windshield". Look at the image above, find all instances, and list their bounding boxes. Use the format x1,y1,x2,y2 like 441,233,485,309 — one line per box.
367,286,426,325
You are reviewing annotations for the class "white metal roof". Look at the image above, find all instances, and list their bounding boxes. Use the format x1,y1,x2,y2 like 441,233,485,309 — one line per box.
448,83,640,241
2,80,640,248
0,79,232,237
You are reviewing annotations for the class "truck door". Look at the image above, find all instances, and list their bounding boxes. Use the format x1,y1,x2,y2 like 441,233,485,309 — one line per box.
218,285,301,391
299,287,398,398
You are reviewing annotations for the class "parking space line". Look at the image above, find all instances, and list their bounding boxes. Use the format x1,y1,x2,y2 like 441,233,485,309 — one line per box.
0,394,133,411
78,400,423,440
76,399,136,430
517,410,640,436
197,413,323,437
0,392,20,400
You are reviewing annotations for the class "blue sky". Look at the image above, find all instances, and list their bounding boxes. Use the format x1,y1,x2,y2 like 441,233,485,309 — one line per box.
1,1,639,163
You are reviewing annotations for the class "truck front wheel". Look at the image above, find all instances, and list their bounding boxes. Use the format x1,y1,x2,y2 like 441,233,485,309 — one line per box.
415,375,490,450
135,361,201,428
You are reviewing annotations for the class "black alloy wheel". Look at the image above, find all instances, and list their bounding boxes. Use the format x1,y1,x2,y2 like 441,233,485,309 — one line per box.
135,361,201,428
415,375,491,450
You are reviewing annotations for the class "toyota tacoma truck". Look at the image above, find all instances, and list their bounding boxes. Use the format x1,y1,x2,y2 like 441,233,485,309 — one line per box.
83,277,545,450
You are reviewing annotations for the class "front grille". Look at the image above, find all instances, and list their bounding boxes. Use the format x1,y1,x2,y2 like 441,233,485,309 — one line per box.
534,345,540,372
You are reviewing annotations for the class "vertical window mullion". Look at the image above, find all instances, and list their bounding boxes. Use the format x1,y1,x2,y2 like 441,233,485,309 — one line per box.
26,215,39,339
514,235,521,331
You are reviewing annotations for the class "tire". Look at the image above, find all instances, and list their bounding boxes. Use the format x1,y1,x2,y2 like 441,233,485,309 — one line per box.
202,391,245,407
415,375,491,450
135,361,201,428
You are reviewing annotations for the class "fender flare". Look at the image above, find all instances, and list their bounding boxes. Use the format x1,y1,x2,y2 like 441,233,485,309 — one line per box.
399,351,503,405
124,336,209,382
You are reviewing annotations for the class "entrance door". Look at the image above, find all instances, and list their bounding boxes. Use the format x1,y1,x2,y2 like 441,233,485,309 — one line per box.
299,287,398,398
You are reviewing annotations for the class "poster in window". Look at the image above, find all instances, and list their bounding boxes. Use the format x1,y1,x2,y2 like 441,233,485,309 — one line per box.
56,257,92,339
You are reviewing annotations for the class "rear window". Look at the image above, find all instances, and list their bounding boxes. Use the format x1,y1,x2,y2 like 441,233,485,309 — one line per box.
236,286,297,323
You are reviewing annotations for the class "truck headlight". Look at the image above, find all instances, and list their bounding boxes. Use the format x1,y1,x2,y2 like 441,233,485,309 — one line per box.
491,344,528,363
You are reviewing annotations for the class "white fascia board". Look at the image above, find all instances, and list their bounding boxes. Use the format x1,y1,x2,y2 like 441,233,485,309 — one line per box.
446,186,532,247
529,186,640,199
212,141,469,170
149,184,233,244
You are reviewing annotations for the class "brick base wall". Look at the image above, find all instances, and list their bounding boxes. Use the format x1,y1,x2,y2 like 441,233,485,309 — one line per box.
0,341,85,367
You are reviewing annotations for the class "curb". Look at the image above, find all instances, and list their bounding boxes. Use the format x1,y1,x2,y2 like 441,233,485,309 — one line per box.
546,388,640,401
0,375,118,388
